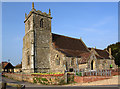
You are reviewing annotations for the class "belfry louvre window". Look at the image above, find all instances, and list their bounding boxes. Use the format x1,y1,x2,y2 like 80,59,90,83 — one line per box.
40,19,43,28
28,20,30,30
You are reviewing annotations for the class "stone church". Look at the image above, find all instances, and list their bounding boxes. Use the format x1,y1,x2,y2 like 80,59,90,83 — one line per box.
22,3,116,73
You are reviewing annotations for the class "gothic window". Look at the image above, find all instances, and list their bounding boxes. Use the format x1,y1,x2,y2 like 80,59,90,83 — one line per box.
28,20,30,30
55,55,60,65
71,58,74,66
27,52,30,65
40,19,43,28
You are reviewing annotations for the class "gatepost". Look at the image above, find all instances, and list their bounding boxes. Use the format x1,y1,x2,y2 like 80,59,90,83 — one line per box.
64,70,67,83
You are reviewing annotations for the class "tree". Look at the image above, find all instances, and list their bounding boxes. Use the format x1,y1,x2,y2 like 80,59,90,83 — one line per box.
106,42,120,66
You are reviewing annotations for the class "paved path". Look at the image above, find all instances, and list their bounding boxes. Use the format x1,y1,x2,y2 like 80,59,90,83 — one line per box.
64,75,119,87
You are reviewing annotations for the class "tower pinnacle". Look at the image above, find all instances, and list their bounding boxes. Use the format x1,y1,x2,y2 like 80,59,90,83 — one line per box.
31,2,36,11
32,2,34,9
49,8,51,15
25,13,27,19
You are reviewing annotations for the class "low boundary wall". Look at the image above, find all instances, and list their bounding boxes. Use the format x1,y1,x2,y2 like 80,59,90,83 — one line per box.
74,76,112,83
2,73,74,85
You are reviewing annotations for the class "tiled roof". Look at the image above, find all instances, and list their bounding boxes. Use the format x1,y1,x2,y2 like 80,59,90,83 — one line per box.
52,33,91,64
2,62,14,69
95,54,104,59
15,64,22,68
2,62,9,69
78,52,91,64
55,48,85,57
52,33,89,53
95,49,110,59
88,48,110,59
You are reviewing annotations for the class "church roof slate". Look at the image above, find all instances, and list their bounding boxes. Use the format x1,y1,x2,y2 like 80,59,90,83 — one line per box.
95,49,110,59
15,64,22,68
52,33,89,52
88,48,110,59
52,33,90,59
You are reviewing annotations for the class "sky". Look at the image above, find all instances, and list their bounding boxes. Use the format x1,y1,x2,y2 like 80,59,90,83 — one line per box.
2,2,118,66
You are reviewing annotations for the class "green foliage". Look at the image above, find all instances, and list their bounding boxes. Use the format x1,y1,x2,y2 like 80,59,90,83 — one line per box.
33,77,37,83
41,78,48,81
118,65,120,67
49,78,51,81
2,75,6,77
106,42,120,66
33,77,49,84
76,72,82,76
55,78,58,80
59,79,65,85
68,77,71,82
71,76,74,81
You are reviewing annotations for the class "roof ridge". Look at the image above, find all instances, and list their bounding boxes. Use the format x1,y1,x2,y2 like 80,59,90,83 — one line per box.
52,33,82,41
89,47,105,51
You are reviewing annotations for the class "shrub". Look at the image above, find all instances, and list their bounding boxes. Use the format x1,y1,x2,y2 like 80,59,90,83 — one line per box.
2,75,6,77
33,77,37,83
59,79,65,85
49,78,52,81
41,78,48,81
76,72,82,76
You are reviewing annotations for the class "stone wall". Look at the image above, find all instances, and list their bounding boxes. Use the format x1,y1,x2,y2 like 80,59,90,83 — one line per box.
34,13,52,72
66,57,81,72
22,13,35,73
50,48,88,73
87,53,98,70
3,73,33,83
3,73,74,85
50,48,66,73
32,74,65,85
97,59,117,70
22,8,52,73
79,64,87,70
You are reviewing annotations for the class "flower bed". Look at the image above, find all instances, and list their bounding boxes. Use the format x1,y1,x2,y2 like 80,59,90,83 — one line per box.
31,72,64,76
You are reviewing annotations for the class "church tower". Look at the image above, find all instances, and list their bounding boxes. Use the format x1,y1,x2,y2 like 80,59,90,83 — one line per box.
22,3,52,73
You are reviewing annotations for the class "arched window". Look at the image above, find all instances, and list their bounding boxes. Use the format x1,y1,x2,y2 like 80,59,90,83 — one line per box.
27,52,30,65
55,55,60,65
40,19,43,28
